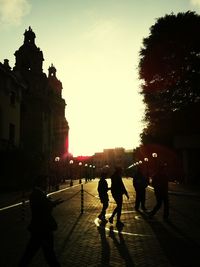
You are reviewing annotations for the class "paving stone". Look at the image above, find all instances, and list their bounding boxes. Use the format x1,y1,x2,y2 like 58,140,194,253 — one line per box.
0,179,200,266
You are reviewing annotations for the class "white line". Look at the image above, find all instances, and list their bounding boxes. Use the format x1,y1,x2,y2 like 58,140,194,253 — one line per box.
0,184,81,212
47,183,80,196
0,200,29,211
94,210,152,237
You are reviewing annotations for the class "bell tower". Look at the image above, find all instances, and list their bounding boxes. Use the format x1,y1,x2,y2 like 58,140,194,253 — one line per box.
48,63,62,97
48,63,57,77
24,26,36,45
14,26,44,74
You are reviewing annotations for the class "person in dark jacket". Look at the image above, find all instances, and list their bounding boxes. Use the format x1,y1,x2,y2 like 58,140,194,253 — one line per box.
97,171,110,223
133,165,148,212
149,163,169,220
109,167,129,227
18,175,63,267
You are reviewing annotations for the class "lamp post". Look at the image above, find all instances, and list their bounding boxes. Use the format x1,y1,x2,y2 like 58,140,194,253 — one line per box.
54,156,60,190
69,160,73,186
79,162,82,184
144,157,149,181
84,164,88,182
89,165,92,180
152,152,158,176
92,165,96,179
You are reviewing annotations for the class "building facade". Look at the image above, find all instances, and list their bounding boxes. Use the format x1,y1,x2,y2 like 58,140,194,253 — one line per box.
0,60,24,150
0,27,69,188
92,148,133,176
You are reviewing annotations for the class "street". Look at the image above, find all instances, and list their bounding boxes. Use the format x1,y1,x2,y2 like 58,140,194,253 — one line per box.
0,179,200,267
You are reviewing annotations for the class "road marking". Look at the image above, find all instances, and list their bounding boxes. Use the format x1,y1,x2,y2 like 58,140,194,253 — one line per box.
0,183,81,212
94,210,151,237
0,200,29,211
47,183,80,196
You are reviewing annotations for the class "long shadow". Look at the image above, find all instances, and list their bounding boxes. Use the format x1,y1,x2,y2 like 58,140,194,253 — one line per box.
109,226,135,267
144,216,200,267
97,224,111,267
59,214,82,255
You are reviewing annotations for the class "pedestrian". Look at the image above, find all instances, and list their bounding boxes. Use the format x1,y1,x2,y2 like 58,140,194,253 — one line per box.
132,165,148,212
149,163,169,220
97,171,110,223
109,166,129,227
18,175,63,267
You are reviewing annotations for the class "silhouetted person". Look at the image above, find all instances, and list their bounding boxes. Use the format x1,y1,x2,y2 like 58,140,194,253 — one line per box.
109,167,129,227
18,175,63,267
149,163,169,220
132,165,148,212
98,172,110,223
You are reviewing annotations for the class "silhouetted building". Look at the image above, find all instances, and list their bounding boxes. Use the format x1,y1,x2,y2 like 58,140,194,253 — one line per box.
93,148,133,175
0,27,69,188
0,59,24,150
0,59,26,189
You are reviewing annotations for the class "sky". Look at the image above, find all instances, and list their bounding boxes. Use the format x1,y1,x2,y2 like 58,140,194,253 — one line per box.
1,0,200,156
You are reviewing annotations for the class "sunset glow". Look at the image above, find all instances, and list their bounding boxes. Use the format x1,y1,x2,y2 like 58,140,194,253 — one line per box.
1,0,200,156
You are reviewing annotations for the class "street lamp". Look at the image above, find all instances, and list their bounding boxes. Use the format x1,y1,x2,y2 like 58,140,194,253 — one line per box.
152,152,158,176
89,165,92,180
69,160,74,186
55,156,60,162
54,156,60,190
152,153,158,158
84,164,88,182
92,165,96,179
79,162,82,184
144,157,149,180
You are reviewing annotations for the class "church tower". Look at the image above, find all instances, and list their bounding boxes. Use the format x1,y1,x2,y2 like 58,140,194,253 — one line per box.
13,27,69,175
14,26,44,74
48,64,62,97
47,63,69,160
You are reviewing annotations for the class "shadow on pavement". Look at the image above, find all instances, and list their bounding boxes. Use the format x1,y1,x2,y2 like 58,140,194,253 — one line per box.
109,226,135,267
146,218,200,267
97,225,111,267
58,214,82,255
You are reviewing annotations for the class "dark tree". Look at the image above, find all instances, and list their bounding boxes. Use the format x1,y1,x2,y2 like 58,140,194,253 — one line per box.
139,11,200,145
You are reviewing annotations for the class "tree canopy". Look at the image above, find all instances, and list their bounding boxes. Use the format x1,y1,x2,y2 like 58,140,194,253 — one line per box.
139,11,200,145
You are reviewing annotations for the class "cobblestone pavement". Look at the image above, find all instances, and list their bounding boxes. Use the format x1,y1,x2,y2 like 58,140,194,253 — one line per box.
0,179,200,267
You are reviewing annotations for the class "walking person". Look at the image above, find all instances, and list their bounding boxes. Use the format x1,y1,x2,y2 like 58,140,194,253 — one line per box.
109,166,129,227
98,171,110,223
18,175,63,267
149,163,169,220
133,165,148,212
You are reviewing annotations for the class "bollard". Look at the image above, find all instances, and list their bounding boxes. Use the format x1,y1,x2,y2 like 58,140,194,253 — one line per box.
81,184,84,214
